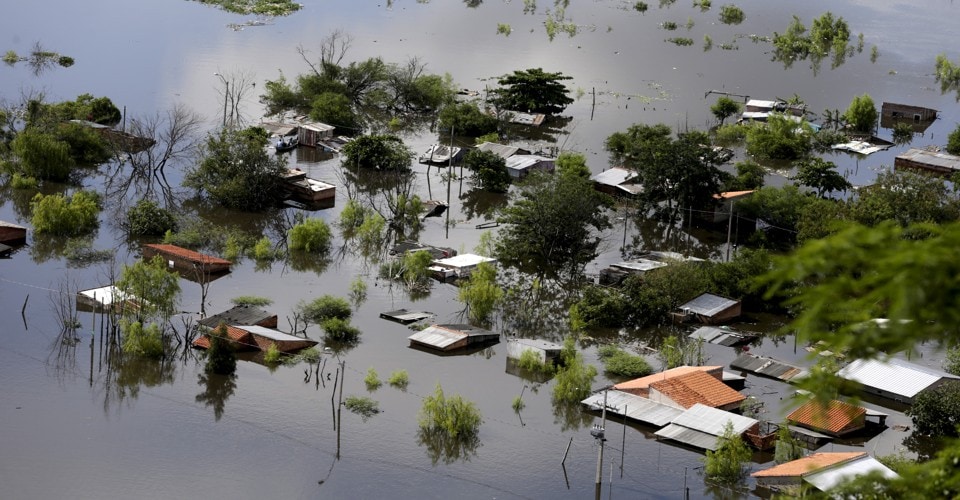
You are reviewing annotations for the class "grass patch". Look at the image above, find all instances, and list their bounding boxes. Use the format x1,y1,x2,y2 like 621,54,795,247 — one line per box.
667,37,694,46
512,396,525,412
231,295,273,307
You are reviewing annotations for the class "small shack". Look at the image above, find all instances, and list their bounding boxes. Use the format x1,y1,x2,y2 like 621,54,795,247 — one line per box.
590,166,643,197
408,324,499,352
76,285,141,313
581,390,684,427
193,324,257,351
505,155,555,179
688,326,758,347
614,366,724,397
0,221,27,244
297,121,335,147
786,399,867,437
654,403,758,451
648,370,746,411
837,357,960,404
504,110,546,127
881,101,937,123
730,353,808,382
752,452,897,494
475,142,531,160
505,338,563,364
142,244,232,275
429,253,496,280
673,293,741,325
390,241,457,259
894,148,960,177
599,258,669,285
380,309,433,325
234,325,318,353
199,305,278,329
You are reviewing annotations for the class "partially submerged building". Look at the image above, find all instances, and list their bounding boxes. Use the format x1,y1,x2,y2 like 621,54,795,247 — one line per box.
429,253,496,280
505,155,555,179
786,399,867,437
590,166,643,197
752,452,898,494
837,357,960,404
76,285,141,313
142,244,232,275
0,221,27,244
688,326,758,347
647,370,746,411
613,366,737,397
673,293,741,325
730,353,808,383
881,102,938,133
192,324,317,353
475,142,531,160
654,403,758,451
408,324,500,352
199,305,278,330
582,390,684,427
505,338,563,364
894,148,960,177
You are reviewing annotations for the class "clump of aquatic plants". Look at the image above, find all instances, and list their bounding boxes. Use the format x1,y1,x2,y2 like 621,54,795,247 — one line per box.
120,320,164,359
231,295,273,307
935,54,960,101
771,12,860,72
344,396,380,421
667,37,694,46
388,369,409,389
194,0,301,16
718,4,744,25
517,349,556,376
289,217,332,254
263,344,282,365
365,367,382,390
551,336,597,404
418,384,482,438
31,191,100,236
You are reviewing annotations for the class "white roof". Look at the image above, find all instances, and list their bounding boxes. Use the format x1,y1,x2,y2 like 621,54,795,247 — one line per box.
664,403,758,436
591,167,635,186
803,456,898,492
432,253,496,269
78,285,134,306
234,325,307,342
833,141,889,156
610,259,668,272
505,155,554,171
680,293,739,317
746,99,778,109
838,357,959,399
582,390,684,427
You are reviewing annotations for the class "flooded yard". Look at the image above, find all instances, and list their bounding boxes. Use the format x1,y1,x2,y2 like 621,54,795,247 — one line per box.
2,1,959,498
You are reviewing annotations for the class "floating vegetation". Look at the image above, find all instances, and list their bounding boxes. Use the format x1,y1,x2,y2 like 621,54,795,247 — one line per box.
193,0,300,16
667,37,695,46
497,23,512,36
523,0,536,14
226,18,274,31
544,8,579,41
703,34,713,51
694,0,711,12
633,1,648,14
659,0,676,7
344,396,380,421
935,54,960,101
3,42,74,75
718,4,745,25
870,45,879,63
661,21,679,31
771,12,861,73
719,42,738,50
388,369,409,389
685,17,695,30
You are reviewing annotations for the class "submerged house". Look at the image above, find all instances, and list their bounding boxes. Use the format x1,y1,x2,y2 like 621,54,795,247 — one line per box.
505,155,555,179
647,370,746,411
654,403,759,451
429,253,496,280
786,399,867,437
199,305,278,330
752,452,898,493
408,324,500,352
505,338,563,364
894,148,960,177
590,166,643,197
76,285,142,313
673,293,741,325
837,357,960,404
192,324,317,353
475,141,531,160
297,121,336,148
0,221,27,244
730,353,808,383
881,102,938,133
613,365,725,397
142,244,232,275
582,390,684,427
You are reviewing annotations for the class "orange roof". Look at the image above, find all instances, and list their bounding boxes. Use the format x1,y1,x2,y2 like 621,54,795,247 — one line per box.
713,190,755,200
614,366,722,392
143,244,232,266
191,325,252,349
751,452,867,478
649,370,745,409
787,399,866,435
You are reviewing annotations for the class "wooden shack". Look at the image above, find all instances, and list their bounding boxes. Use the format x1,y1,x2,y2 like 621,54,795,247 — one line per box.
408,324,499,352
297,121,335,147
881,102,937,123
199,305,278,330
894,148,960,177
142,244,232,274
673,293,741,325
0,221,27,244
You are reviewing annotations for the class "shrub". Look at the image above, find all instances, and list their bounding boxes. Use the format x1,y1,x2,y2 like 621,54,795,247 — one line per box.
388,369,410,389
337,199,370,231
10,173,38,190
907,381,960,436
774,422,804,464
205,323,237,375
512,396,525,412
126,199,177,237
598,346,652,378
300,295,352,323
946,123,960,156
263,344,282,364
31,191,100,236
365,367,382,390
321,317,361,342
349,277,367,306
10,129,74,181
289,217,332,253
418,384,482,438
120,320,164,358
633,2,648,13
458,262,503,323
250,236,274,260
704,421,751,484
718,4,745,25
344,396,380,421
552,337,598,404
518,349,556,375
231,295,273,307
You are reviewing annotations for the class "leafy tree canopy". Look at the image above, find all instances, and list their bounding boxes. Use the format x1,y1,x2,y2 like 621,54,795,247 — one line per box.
462,149,510,192
906,381,960,437
793,157,851,197
710,96,742,124
490,68,574,115
946,123,960,155
844,93,878,133
438,102,499,137
341,134,412,171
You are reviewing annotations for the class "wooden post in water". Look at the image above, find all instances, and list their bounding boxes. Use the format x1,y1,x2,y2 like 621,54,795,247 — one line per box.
591,87,596,121
560,436,574,466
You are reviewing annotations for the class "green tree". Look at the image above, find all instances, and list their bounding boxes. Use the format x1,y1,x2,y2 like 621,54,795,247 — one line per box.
184,127,287,211
462,149,510,192
125,199,177,237
495,172,611,283
551,336,598,403
205,323,238,376
309,91,361,131
710,96,742,125
718,4,745,25
120,320,164,359
596,346,652,378
341,134,412,171
847,170,959,227
9,129,74,181
437,102,499,137
944,346,960,376
844,93,878,133
745,114,814,160
289,217,332,254
458,262,503,324
299,295,352,324
703,421,751,484
723,161,766,191
946,123,960,155
906,382,960,437
793,157,851,197
774,422,804,464
555,151,591,179
490,68,574,115
115,255,181,325
30,191,100,236
418,384,482,438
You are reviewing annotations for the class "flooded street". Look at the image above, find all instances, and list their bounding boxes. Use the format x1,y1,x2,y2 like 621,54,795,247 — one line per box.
2,1,959,498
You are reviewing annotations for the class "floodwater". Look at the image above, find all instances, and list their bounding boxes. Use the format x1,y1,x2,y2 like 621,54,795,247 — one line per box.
1,1,958,498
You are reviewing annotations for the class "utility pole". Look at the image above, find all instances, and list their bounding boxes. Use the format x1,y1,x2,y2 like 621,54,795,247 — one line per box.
725,199,734,261
594,389,608,500
445,125,453,239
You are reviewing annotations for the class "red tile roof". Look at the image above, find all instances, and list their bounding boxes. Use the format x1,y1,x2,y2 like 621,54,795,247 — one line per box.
787,399,867,435
649,370,745,409
191,325,252,349
751,452,866,478
614,366,722,394
143,244,232,266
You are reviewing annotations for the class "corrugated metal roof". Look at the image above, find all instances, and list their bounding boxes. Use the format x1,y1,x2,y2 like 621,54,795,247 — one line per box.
433,254,496,269
731,354,808,382
380,309,433,324
680,293,738,317
505,155,554,171
581,390,683,427
235,325,309,343
896,148,960,171
509,338,563,353
610,259,668,272
476,142,525,159
838,357,959,399
590,167,635,186
78,285,133,306
667,403,757,436
803,456,898,491
0,220,27,230
408,324,498,350
199,305,275,328
655,424,722,450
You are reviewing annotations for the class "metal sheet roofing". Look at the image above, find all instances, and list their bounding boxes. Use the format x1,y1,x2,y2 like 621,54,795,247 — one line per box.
582,390,684,427
432,253,496,269
590,166,635,186
679,293,738,317
475,142,526,159
896,148,960,171
667,403,757,436
505,155,554,171
610,259,668,272
689,326,756,346
199,305,275,328
408,324,497,350
803,456,898,492
509,338,563,353
838,357,959,399
234,325,308,343
78,285,133,306
731,354,808,382
655,424,722,450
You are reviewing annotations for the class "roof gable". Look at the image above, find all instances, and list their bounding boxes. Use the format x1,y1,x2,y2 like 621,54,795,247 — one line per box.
650,370,745,409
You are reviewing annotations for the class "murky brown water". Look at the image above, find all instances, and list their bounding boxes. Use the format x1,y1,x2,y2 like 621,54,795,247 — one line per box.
2,1,959,498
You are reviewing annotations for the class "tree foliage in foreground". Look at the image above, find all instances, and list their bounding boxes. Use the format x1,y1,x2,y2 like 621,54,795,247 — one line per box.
906,381,960,437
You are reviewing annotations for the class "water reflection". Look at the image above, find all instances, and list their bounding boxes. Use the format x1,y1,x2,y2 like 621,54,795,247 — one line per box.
416,427,482,465
459,187,507,221
102,352,178,412
552,399,594,432
195,371,238,421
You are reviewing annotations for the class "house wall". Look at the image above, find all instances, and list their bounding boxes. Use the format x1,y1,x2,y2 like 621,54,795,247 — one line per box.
754,476,803,490
698,303,742,325
142,247,231,274
881,103,937,121
0,225,27,243
895,157,960,178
